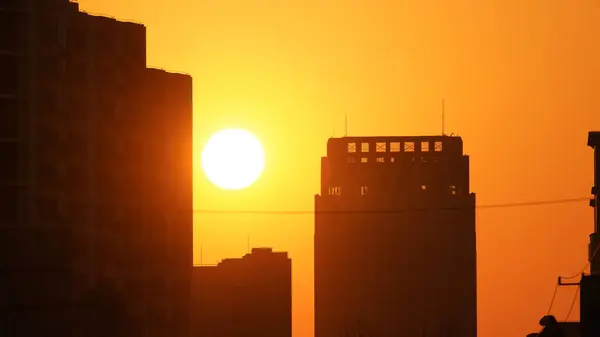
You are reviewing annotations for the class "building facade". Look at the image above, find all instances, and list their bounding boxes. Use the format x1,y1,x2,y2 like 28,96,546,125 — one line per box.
0,1,192,336
193,248,292,337
314,136,477,337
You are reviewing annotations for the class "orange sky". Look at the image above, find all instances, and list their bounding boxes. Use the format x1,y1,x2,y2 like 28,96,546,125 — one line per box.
81,1,600,336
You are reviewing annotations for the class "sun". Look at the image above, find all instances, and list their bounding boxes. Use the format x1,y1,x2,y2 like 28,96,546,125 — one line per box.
201,128,265,190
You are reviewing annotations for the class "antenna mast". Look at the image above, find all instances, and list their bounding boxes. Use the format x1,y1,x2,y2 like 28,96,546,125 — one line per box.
344,114,348,137
441,98,445,135
247,235,250,254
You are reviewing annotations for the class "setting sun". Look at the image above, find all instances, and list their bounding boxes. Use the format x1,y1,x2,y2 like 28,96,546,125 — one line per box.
201,128,265,190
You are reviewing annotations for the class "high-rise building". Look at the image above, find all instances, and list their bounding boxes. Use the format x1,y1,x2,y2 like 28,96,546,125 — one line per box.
0,1,193,336
314,136,477,337
138,68,193,337
192,248,292,337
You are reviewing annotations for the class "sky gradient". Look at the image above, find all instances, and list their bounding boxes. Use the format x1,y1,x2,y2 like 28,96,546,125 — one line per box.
80,1,600,336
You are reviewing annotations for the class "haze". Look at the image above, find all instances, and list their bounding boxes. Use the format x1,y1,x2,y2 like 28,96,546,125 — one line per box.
80,1,600,337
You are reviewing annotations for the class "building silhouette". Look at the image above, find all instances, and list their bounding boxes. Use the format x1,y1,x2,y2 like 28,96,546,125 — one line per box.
0,1,193,336
314,136,477,337
526,132,600,337
192,248,292,337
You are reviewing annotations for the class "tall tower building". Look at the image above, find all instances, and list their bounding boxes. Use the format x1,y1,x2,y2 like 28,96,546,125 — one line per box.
192,248,292,337
314,136,477,337
0,1,193,336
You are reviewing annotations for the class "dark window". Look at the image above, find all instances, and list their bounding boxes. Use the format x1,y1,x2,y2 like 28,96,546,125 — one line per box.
37,56,61,83
36,123,61,150
0,185,19,224
67,26,87,54
67,60,87,87
0,142,19,183
0,0,21,10
36,195,59,222
0,54,19,95
36,18,59,47
36,154,61,185
0,98,19,139
0,11,19,51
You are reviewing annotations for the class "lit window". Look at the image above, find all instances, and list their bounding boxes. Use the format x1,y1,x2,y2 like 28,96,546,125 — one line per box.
361,142,369,152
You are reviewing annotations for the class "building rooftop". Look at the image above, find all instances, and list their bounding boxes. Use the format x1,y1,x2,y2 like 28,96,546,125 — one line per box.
193,248,290,269
325,134,465,159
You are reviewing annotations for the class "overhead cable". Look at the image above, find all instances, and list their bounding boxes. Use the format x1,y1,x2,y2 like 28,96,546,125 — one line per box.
193,196,590,215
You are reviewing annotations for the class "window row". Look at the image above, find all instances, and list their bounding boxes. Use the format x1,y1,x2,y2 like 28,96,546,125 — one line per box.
327,185,459,196
348,141,443,153
347,156,441,164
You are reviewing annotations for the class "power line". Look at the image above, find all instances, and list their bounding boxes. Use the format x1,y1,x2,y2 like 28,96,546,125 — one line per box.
560,243,600,280
547,282,560,315
565,285,580,321
193,196,589,215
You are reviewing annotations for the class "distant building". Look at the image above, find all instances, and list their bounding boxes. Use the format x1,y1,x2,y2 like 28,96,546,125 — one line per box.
192,248,292,337
314,136,477,337
0,1,192,336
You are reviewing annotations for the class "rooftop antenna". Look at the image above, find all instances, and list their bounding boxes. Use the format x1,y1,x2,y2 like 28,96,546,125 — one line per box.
441,98,445,135
247,235,250,254
344,114,348,137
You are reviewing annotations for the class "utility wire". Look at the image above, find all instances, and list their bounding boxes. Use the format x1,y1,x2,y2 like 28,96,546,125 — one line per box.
560,243,600,280
194,195,591,322
565,285,580,322
193,196,589,215
547,282,560,315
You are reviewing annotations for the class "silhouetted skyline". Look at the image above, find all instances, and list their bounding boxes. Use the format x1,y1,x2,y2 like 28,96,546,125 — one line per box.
4,1,600,337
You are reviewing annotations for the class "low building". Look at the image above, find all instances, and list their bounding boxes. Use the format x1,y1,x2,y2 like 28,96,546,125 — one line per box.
192,248,292,337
